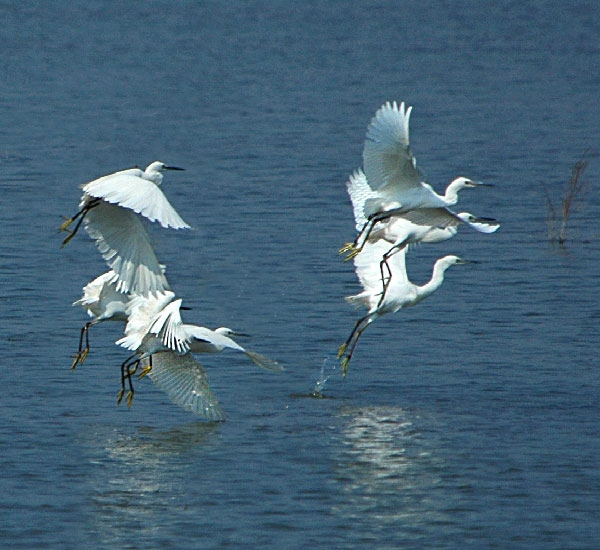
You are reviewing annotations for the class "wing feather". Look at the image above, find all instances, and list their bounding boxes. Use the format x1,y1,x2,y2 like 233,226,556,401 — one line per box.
363,101,423,194
82,174,190,229
83,202,170,296
149,351,225,420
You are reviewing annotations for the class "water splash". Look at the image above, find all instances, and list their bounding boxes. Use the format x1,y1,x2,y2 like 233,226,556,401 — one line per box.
310,355,338,398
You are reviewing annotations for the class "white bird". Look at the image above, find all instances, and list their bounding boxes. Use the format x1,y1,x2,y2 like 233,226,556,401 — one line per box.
146,351,225,421
70,270,130,369
358,101,491,242
340,169,498,298
60,161,189,296
338,241,472,375
114,292,283,407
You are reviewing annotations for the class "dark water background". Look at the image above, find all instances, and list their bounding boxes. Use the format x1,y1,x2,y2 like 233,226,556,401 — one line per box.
1,1,599,548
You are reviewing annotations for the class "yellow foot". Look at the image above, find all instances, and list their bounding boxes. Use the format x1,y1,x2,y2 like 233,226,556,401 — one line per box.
59,217,73,232
61,231,76,247
117,388,125,405
137,365,152,379
341,357,350,376
344,248,361,261
337,343,347,358
338,242,355,255
126,391,134,408
79,348,89,365
70,353,81,370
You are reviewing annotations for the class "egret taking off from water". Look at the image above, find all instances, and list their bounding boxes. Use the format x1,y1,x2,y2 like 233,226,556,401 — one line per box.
356,101,491,244
338,241,472,375
70,270,131,370
114,291,283,407
339,169,498,299
60,161,189,296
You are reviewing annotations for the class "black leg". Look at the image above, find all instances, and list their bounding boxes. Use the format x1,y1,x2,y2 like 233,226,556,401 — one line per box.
60,198,101,247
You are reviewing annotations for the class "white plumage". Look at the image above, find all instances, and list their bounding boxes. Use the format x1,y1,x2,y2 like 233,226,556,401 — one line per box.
60,161,188,296
339,242,471,374
117,292,283,372
361,102,490,219
342,168,498,259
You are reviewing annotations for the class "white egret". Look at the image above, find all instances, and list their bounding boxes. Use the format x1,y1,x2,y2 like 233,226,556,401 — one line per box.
60,161,188,296
114,292,283,406
338,241,472,375
358,101,492,243
147,351,225,421
70,270,130,369
340,169,498,300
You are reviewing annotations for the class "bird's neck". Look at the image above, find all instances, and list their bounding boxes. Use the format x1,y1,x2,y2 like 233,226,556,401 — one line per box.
442,181,463,205
144,171,163,186
416,261,449,302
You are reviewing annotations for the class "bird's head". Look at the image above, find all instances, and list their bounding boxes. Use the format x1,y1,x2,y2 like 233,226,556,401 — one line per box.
144,161,185,185
456,212,500,233
215,327,250,338
439,255,479,268
451,177,492,190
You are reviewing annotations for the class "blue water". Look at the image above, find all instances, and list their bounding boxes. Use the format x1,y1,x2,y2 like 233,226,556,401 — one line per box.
1,1,599,547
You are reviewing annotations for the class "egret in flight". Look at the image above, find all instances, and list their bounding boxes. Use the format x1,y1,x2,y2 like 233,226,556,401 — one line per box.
115,291,283,407
60,161,189,296
338,241,473,375
70,270,130,370
339,169,498,299
357,101,492,244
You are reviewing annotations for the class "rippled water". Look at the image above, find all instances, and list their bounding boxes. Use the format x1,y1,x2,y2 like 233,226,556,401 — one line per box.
1,1,599,548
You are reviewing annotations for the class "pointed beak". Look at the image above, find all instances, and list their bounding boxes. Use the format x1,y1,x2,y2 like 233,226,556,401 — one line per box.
472,216,498,224
457,258,480,265
232,331,251,338
470,181,493,187
164,165,185,171
180,306,192,310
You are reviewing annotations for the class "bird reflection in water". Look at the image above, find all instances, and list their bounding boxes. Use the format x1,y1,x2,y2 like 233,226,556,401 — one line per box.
331,406,448,531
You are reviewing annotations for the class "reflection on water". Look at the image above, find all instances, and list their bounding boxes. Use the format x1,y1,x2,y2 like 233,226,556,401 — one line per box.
78,422,221,547
331,406,450,535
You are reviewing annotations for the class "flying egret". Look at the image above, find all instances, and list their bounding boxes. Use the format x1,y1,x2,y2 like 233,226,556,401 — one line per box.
114,292,283,406
357,101,492,244
339,169,498,301
59,161,188,296
70,270,130,369
338,241,473,375
147,351,225,421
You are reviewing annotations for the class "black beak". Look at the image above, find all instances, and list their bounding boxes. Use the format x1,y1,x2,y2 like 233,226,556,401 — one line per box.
164,165,185,171
473,216,498,223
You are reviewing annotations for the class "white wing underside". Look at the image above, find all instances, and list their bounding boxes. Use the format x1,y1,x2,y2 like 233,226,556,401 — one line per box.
363,101,424,197
82,173,190,229
353,239,409,294
345,169,378,231
149,351,225,420
117,291,176,351
83,202,170,296
73,270,116,308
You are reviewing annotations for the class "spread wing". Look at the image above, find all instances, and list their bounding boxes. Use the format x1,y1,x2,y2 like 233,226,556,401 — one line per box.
353,239,409,294
82,173,189,229
345,169,379,231
149,351,225,420
362,101,424,195
83,202,170,296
